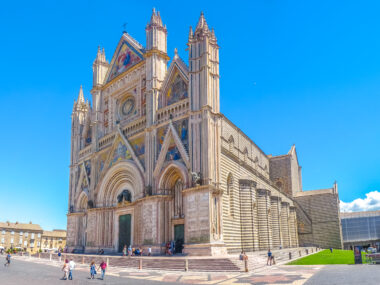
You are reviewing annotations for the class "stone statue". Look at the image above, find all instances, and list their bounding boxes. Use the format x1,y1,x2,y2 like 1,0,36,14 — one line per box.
117,190,132,203
191,172,202,186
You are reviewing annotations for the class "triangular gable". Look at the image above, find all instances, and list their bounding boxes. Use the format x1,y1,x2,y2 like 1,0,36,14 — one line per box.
99,126,145,178
105,34,144,83
154,122,190,176
159,59,189,108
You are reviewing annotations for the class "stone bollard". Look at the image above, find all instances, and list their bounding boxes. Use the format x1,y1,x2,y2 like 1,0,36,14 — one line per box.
50,253,52,261
306,249,309,255
311,248,313,253
139,259,143,270
185,259,188,271
82,256,84,264
107,257,110,267
289,252,292,260
299,250,301,257
244,259,249,272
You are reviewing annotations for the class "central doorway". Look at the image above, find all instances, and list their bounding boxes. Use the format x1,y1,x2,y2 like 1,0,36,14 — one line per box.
118,214,131,252
174,224,184,254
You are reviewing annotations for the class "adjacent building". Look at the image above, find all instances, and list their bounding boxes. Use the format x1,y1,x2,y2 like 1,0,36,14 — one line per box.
341,210,380,250
0,221,43,253
41,230,67,252
0,222,67,253
67,9,343,255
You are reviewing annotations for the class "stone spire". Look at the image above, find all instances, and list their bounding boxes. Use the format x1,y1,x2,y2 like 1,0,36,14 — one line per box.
77,85,85,103
92,46,109,87
148,8,163,27
194,11,210,35
188,26,194,40
173,48,178,60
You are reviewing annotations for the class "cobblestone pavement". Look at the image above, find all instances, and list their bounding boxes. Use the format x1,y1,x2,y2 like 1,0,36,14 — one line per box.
1,256,324,284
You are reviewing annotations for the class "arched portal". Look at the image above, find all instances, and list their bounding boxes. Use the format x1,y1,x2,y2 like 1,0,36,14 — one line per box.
159,162,188,218
96,161,144,207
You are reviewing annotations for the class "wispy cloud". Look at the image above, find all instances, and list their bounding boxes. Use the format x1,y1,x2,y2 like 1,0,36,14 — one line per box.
340,191,380,212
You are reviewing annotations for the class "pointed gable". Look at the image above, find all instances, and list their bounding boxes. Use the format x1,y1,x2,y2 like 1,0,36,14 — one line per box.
109,137,132,168
159,53,189,108
105,33,144,83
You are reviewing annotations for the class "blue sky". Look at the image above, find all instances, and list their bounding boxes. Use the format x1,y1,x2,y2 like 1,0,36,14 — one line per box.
0,0,379,230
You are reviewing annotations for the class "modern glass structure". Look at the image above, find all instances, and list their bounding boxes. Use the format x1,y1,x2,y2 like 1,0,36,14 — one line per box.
341,211,380,250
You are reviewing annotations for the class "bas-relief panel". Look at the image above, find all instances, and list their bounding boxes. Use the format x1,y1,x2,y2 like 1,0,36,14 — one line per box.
107,40,143,82
84,160,91,185
130,135,145,166
173,118,188,152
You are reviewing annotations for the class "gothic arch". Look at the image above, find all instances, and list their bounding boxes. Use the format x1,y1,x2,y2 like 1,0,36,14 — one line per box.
96,160,144,207
158,161,189,191
158,162,188,218
76,191,88,212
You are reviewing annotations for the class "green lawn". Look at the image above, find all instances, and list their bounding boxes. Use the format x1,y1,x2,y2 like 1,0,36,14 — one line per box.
287,249,367,265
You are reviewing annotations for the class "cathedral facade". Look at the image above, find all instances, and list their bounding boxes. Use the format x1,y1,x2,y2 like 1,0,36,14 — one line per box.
67,10,342,255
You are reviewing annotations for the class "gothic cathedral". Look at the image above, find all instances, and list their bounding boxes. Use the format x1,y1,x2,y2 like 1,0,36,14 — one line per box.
67,10,343,255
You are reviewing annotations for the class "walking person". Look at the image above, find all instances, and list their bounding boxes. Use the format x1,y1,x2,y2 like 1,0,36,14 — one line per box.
148,247,152,256
98,260,107,280
123,245,127,256
4,253,11,267
128,245,132,256
89,261,97,279
267,248,272,266
68,258,76,280
61,259,69,280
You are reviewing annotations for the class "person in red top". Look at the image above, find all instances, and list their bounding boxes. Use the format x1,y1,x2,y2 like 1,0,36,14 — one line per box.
98,261,107,280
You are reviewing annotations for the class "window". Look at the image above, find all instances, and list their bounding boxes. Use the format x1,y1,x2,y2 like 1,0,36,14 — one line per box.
30,243,34,248
1,238,4,243
31,233,35,239
37,233,41,238
20,231,23,236
25,232,28,237
10,238,14,244
11,231,14,235
1,230,5,235
59,238,62,242
24,240,27,246
19,238,22,244
37,241,40,247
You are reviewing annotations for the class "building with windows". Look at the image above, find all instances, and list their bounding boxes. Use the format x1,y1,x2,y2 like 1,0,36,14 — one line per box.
341,210,380,250
67,10,343,255
0,221,43,253
41,230,67,252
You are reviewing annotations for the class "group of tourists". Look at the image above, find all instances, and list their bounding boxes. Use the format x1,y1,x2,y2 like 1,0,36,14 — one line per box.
61,258,107,281
122,245,151,256
239,248,276,266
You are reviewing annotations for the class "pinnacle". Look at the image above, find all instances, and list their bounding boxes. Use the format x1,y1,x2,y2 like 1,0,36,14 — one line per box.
195,11,209,34
77,85,85,103
149,7,163,27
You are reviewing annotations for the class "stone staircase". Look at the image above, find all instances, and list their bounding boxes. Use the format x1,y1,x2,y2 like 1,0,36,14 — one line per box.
31,247,319,272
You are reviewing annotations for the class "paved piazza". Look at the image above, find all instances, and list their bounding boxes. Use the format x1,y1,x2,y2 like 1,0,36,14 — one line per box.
1,256,379,284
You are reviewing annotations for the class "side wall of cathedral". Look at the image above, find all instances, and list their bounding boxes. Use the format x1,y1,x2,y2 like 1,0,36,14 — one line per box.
220,117,298,253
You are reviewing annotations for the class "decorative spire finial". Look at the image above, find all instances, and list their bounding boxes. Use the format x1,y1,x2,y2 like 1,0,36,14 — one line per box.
174,48,178,59
78,85,85,103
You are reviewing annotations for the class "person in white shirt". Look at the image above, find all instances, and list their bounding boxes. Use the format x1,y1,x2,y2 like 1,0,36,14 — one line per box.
148,247,152,256
68,259,76,280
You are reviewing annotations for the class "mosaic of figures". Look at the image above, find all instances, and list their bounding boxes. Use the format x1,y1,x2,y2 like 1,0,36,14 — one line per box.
85,127,92,147
156,118,188,161
107,40,143,82
130,135,145,166
160,71,188,108
110,138,132,168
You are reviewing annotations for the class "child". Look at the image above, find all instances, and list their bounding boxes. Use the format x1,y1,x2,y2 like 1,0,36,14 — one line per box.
90,261,97,279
